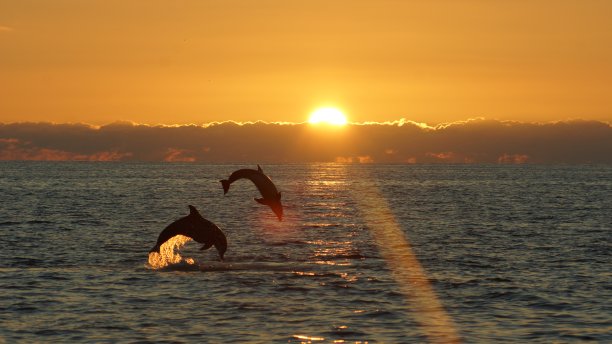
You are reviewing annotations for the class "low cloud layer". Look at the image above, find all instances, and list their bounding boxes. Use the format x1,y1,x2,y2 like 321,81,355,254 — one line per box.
1,119,610,163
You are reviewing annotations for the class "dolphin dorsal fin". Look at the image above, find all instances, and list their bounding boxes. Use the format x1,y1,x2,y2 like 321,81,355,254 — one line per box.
257,164,263,173
188,205,200,217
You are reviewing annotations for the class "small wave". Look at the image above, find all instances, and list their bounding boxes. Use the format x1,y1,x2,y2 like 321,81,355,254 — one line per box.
336,253,366,260
0,221,20,227
264,240,308,247
483,289,550,303
71,219,106,226
9,257,43,267
485,276,514,283
12,303,38,313
290,271,347,279
152,254,315,273
99,325,131,331
200,261,309,272
323,325,368,338
358,309,396,319
441,278,480,288
560,333,600,341
34,329,61,336
26,220,54,225
304,223,342,229
276,285,313,293
291,334,325,342
150,260,200,272
39,272,70,281
311,253,367,261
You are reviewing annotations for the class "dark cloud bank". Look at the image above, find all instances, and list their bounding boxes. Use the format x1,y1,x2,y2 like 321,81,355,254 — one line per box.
1,119,611,163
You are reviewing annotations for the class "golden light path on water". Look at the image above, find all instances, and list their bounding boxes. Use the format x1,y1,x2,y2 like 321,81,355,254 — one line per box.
351,178,461,343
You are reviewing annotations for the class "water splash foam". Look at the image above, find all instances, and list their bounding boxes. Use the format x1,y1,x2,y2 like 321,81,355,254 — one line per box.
147,235,196,269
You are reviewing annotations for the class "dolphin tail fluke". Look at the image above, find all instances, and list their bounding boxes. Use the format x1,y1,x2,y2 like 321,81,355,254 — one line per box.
220,180,231,195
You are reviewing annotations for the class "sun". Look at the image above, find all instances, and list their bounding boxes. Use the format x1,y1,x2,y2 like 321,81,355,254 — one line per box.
308,107,348,126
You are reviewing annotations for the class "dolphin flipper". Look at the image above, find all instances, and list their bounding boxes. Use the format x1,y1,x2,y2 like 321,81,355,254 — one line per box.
200,242,214,251
255,197,270,206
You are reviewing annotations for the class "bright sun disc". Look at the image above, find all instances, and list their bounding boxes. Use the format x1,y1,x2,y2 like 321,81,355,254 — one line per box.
308,107,347,126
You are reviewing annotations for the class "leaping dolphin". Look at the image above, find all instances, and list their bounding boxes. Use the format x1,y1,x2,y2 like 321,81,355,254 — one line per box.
149,205,227,261
220,165,283,221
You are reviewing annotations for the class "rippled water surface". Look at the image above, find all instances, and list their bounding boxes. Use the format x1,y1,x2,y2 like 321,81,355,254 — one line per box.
1,162,610,343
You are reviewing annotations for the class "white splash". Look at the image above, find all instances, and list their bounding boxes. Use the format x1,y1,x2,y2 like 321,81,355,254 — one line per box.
147,235,196,269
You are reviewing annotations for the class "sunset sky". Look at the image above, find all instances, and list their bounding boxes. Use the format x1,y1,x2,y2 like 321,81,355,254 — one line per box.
1,0,611,125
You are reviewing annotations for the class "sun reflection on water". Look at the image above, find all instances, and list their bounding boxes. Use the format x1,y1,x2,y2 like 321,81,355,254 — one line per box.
309,163,461,342
292,334,326,342
147,235,196,269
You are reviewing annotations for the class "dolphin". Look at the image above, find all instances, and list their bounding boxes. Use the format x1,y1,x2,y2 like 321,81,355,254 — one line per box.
149,205,227,261
220,165,283,221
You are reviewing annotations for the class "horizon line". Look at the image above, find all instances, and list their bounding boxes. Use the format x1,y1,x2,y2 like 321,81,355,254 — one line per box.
1,117,610,130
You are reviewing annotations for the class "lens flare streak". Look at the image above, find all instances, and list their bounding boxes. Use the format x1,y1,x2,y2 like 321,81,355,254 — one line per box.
352,184,461,343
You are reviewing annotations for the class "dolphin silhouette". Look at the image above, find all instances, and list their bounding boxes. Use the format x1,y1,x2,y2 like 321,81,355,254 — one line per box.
149,205,227,261
220,165,283,221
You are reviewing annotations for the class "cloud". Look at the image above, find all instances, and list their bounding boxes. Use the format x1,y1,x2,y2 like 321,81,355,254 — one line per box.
0,25,13,33
0,119,610,163
335,155,374,164
163,148,196,162
497,153,529,164
0,136,131,161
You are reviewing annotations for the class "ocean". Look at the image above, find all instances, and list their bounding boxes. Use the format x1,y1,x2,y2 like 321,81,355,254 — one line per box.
0,162,610,343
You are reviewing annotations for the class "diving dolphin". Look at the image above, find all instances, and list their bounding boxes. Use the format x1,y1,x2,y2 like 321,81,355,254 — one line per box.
220,165,283,221
149,205,227,261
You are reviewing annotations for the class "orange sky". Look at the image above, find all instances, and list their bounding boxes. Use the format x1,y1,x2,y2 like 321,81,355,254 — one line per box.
1,0,611,125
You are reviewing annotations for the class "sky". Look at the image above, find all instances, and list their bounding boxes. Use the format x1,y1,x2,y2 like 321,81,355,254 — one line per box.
1,0,611,125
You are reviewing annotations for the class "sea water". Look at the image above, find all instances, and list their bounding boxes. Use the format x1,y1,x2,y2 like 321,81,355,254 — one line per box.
0,162,610,342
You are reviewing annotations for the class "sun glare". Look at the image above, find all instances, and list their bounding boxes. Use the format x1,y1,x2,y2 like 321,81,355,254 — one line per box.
308,107,348,126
